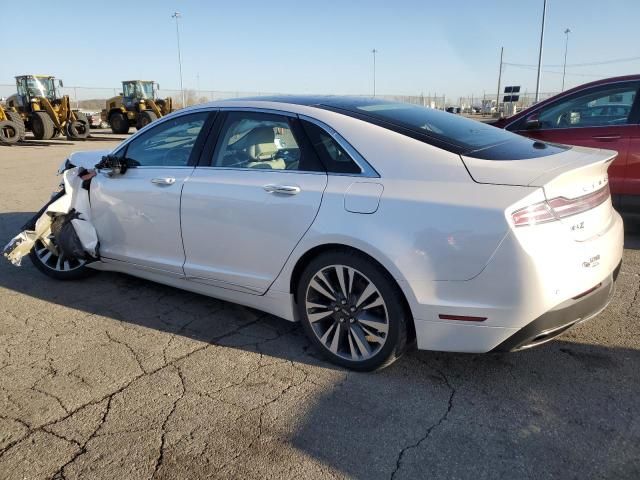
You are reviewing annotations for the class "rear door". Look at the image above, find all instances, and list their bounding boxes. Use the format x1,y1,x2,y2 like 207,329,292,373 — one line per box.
180,110,327,294
508,81,640,201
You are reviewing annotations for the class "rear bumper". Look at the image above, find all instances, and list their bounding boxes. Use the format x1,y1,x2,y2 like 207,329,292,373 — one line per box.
408,210,624,353
492,261,620,352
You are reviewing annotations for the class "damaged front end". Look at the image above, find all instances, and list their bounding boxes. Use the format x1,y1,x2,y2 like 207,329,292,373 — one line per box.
3,167,99,267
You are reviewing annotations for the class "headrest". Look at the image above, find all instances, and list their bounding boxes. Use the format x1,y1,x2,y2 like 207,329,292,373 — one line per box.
245,127,275,145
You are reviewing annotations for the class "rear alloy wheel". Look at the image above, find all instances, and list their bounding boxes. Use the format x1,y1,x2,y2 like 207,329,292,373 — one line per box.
29,239,94,281
31,111,55,140
0,120,20,145
297,251,408,371
110,111,130,134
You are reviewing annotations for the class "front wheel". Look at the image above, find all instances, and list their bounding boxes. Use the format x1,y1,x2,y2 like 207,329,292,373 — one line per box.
136,110,157,130
296,251,409,371
29,239,95,281
110,111,130,134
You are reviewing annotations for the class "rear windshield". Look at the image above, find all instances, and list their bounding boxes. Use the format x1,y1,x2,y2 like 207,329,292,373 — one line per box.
320,98,567,159
353,102,527,151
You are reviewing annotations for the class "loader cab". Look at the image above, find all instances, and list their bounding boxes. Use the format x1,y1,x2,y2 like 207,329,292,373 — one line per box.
16,76,63,107
122,81,156,104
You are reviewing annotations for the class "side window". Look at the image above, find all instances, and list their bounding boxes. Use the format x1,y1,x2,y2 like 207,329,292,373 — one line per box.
124,112,208,167
301,120,361,174
212,112,323,172
535,83,638,130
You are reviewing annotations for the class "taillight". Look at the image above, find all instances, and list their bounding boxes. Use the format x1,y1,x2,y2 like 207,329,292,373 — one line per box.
512,184,610,227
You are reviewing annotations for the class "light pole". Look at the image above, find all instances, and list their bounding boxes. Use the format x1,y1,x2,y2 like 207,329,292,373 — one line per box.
561,28,571,91
172,11,186,108
535,0,547,103
371,49,378,97
496,46,504,115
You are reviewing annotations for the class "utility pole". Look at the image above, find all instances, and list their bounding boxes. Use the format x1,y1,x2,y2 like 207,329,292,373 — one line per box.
172,11,186,108
535,0,547,102
496,47,504,115
562,28,571,91
371,49,378,97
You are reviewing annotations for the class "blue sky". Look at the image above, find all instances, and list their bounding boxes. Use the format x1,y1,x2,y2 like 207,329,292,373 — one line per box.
1,0,639,99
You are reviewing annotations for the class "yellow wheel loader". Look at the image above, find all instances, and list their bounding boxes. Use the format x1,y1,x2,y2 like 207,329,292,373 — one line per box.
5,75,89,141
0,104,24,145
101,81,173,134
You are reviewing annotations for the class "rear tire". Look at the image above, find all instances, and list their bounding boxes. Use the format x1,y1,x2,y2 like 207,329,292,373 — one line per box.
136,110,157,130
6,111,25,141
31,111,55,140
110,111,129,134
0,120,20,145
296,250,409,371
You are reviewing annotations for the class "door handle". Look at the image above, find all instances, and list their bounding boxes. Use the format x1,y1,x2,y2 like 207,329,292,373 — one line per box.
592,135,622,142
151,177,176,185
263,184,301,195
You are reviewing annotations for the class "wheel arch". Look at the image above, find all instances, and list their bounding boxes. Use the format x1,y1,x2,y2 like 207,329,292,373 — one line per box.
288,242,416,343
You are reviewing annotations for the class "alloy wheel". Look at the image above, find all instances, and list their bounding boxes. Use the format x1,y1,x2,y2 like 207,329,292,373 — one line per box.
305,264,389,361
34,239,86,272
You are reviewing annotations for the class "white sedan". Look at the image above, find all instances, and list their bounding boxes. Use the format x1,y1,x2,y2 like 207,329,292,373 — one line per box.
24,97,624,370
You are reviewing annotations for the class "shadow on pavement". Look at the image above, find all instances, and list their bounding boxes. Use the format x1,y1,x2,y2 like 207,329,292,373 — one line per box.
0,211,639,479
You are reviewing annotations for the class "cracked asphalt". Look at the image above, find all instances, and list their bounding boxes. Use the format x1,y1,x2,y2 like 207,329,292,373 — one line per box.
1,135,639,480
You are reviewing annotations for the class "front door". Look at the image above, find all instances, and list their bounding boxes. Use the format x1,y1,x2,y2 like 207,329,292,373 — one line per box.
181,110,328,294
91,111,211,274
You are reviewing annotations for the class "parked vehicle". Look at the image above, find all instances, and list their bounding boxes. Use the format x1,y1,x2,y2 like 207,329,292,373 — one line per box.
493,75,640,215
78,110,109,129
14,97,623,370
5,75,89,140
101,80,172,134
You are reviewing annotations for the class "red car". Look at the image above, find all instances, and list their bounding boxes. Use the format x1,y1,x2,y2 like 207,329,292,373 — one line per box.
493,75,640,215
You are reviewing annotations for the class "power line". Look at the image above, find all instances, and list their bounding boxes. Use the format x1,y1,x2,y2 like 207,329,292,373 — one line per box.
504,63,604,78
504,55,640,69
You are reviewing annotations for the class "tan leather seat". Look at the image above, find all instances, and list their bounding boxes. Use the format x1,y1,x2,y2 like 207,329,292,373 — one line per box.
244,127,286,169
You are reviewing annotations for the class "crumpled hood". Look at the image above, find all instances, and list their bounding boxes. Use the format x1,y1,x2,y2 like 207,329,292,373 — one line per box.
59,149,111,173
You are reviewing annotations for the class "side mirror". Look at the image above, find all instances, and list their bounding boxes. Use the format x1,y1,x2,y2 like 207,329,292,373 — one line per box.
155,83,160,90
96,155,128,176
58,80,64,88
525,115,541,130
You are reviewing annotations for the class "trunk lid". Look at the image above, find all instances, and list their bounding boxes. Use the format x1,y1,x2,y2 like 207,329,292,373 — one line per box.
462,146,617,241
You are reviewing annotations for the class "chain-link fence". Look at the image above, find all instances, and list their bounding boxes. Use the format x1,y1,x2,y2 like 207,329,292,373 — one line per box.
0,83,447,112
453,91,560,115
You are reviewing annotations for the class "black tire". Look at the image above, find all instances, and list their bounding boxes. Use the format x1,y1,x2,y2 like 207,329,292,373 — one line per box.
110,111,129,134
29,240,96,281
6,111,25,141
0,120,20,145
31,111,55,140
296,250,409,371
136,110,157,130
66,120,90,140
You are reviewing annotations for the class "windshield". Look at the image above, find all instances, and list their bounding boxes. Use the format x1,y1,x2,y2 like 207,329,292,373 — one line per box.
123,81,154,99
18,77,57,100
